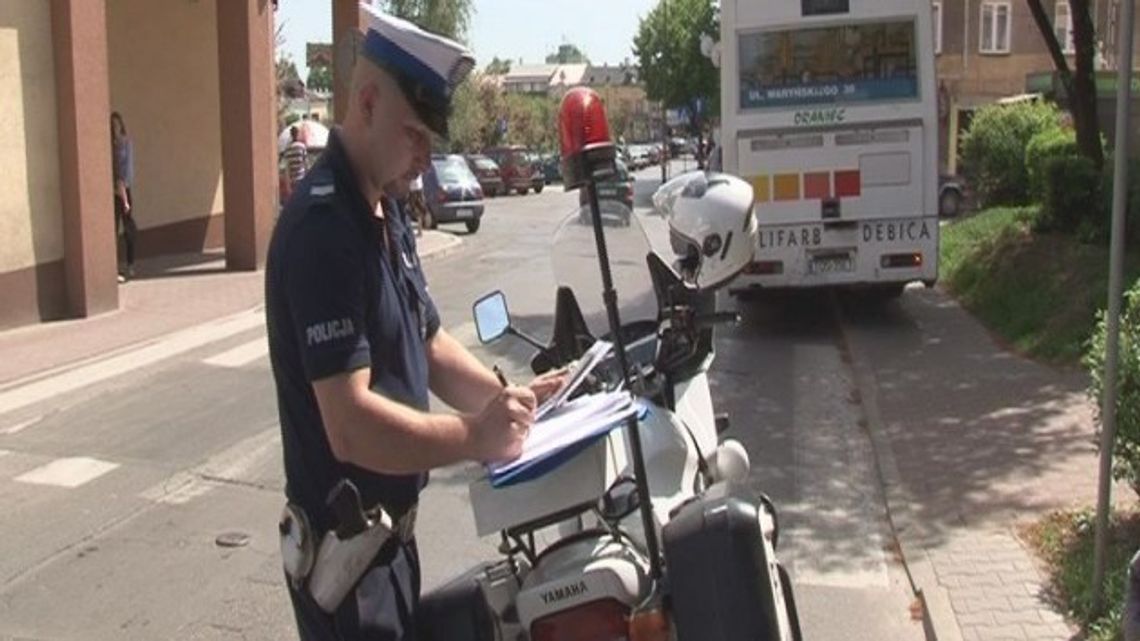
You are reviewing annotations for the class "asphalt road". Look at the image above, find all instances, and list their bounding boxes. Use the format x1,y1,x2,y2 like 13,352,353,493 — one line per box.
0,161,923,640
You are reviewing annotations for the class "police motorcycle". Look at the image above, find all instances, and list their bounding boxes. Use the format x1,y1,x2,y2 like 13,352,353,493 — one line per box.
417,88,802,641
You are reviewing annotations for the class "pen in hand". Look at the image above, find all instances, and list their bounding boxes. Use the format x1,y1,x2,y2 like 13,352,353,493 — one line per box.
493,364,508,388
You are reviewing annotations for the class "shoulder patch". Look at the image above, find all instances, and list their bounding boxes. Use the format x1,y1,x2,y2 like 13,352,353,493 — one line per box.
310,185,335,197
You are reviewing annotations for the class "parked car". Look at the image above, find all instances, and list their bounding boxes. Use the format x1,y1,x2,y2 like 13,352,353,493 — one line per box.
525,153,545,193
483,145,537,195
668,137,690,158
541,153,562,184
424,154,485,233
627,144,650,170
578,159,633,225
465,154,504,197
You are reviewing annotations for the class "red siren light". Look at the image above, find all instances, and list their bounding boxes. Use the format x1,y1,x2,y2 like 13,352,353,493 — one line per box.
558,87,617,190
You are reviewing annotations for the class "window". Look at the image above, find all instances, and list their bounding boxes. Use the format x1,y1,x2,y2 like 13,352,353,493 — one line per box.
932,2,943,55
431,156,475,184
1055,2,1075,54
980,2,1012,54
738,20,919,110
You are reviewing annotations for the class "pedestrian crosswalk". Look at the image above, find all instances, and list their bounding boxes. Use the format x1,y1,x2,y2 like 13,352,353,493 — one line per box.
14,456,119,489
140,427,280,505
202,338,269,368
0,428,281,500
0,310,265,416
1,416,41,435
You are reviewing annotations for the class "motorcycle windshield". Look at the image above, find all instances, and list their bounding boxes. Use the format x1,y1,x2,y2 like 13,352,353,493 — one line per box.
551,201,658,338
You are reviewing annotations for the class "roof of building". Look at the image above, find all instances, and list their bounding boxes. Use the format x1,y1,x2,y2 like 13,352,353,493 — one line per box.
549,63,589,87
503,64,557,82
584,64,639,86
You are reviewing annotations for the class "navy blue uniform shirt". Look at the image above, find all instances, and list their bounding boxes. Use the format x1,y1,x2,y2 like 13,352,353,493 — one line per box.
266,128,440,534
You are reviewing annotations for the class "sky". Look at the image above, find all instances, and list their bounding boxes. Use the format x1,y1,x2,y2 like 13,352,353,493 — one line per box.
277,0,659,80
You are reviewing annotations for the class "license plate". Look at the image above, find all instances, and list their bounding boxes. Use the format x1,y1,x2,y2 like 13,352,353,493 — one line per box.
456,208,473,219
810,255,854,274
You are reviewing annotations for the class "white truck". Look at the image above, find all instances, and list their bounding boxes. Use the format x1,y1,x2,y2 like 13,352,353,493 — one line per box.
719,0,940,296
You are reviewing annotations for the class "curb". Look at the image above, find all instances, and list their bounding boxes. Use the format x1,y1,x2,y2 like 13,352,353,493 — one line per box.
419,231,463,261
832,295,964,641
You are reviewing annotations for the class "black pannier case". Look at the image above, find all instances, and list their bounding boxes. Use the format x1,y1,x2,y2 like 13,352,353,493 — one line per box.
662,481,800,641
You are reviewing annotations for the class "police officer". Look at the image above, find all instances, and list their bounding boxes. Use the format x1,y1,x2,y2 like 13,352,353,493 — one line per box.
265,6,564,639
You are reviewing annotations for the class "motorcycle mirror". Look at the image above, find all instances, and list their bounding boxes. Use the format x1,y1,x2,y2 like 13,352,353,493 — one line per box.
473,291,511,344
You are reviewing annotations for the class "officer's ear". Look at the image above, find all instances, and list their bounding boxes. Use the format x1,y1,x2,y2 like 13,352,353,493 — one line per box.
358,83,378,126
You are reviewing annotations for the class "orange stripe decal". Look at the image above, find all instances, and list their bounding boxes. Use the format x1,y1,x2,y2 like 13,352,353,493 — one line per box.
773,174,800,201
803,172,831,199
749,175,771,203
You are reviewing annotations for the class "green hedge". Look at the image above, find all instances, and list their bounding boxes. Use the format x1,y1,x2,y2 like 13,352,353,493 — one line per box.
1086,279,1140,500
1026,128,1079,198
1096,157,1140,245
1036,154,1102,236
960,101,1064,206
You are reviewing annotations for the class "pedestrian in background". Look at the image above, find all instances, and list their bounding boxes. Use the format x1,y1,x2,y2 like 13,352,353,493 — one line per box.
111,111,137,282
282,126,309,198
407,173,427,236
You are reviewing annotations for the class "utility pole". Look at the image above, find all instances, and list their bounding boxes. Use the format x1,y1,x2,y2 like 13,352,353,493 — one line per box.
1092,0,1135,616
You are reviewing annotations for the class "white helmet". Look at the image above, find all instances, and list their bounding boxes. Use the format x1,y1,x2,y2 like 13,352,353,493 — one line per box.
652,171,757,290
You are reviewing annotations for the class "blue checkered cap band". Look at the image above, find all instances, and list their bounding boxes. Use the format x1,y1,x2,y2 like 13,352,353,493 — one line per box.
359,3,475,102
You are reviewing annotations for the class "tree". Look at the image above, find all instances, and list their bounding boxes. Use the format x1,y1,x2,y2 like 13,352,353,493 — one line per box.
485,56,512,75
545,43,589,65
1026,0,1104,168
447,78,487,153
274,22,304,125
607,98,635,142
379,0,473,41
633,0,719,140
307,65,333,94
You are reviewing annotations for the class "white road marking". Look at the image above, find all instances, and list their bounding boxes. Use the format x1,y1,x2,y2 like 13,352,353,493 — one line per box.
15,457,119,488
0,309,264,418
202,338,269,368
1,416,42,435
140,427,280,505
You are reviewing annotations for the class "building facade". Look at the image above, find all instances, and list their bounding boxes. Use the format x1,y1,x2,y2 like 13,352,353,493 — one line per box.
493,62,658,141
935,0,1140,173
0,0,373,331
582,65,656,142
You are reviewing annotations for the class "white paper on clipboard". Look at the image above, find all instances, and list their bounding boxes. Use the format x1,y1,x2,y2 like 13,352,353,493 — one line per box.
534,339,614,420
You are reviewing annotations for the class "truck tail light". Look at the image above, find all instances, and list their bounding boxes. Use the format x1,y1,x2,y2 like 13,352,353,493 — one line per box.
530,599,629,641
881,253,922,268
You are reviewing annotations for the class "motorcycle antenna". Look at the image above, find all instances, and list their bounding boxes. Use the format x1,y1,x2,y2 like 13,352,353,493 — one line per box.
558,87,663,582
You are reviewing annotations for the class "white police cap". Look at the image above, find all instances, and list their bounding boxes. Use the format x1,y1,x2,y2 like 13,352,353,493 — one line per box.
358,3,475,138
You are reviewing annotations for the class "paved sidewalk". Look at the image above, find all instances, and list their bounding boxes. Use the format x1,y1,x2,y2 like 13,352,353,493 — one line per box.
0,231,461,387
841,287,1135,641
930,532,1071,640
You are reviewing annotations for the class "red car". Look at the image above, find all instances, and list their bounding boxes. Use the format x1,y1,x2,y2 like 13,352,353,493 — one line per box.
465,154,505,197
483,145,537,195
